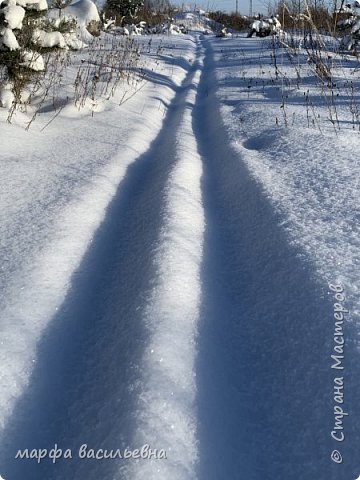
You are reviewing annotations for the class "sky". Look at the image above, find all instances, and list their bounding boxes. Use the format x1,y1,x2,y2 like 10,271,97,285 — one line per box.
173,0,268,15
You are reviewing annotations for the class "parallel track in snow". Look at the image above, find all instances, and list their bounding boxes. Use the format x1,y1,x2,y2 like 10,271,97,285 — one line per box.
1,34,358,480
1,35,205,480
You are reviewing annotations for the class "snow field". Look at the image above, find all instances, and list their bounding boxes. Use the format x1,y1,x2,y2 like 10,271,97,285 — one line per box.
0,35,198,443
0,24,359,480
212,36,360,319
191,35,360,480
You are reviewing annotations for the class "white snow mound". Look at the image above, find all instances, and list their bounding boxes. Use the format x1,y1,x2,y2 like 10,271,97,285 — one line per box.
1,27,20,49
20,50,45,71
0,84,15,108
3,2,25,29
48,0,99,27
33,29,67,48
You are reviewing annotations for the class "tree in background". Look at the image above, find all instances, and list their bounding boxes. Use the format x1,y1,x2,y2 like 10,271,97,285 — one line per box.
144,0,170,10
207,10,249,31
136,0,173,25
103,0,144,25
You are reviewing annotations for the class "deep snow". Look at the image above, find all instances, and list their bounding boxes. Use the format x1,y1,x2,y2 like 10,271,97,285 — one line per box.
0,26,359,480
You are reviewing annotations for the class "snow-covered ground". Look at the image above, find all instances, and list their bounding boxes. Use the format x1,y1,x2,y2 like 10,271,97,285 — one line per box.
0,23,359,480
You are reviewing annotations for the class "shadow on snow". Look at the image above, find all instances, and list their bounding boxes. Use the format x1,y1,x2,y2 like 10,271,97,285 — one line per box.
194,37,360,480
0,56,200,480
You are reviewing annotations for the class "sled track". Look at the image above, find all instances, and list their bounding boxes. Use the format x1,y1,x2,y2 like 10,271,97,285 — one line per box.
1,35,359,480
1,35,205,480
194,39,359,480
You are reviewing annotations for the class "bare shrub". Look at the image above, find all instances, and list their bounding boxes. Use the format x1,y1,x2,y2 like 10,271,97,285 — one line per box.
207,11,250,32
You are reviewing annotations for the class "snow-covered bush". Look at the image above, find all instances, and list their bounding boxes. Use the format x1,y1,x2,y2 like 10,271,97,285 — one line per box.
248,15,282,37
158,20,186,34
48,0,101,38
336,2,360,51
0,0,49,106
0,0,101,114
0,0,75,108
105,17,187,35
216,27,232,37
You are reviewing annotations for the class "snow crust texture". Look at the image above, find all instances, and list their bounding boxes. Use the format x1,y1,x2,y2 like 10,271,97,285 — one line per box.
0,29,359,480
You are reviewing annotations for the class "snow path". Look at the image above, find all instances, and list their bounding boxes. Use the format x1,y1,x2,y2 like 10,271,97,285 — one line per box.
0,36,205,480
0,33,359,480
124,40,205,480
194,38,359,480
0,90,181,434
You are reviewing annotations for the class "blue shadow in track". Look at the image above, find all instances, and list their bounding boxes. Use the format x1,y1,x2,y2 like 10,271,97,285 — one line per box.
0,56,200,480
194,37,360,480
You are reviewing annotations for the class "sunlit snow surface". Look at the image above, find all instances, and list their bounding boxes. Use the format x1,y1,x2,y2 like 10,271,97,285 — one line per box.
214,37,360,312
0,28,359,480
